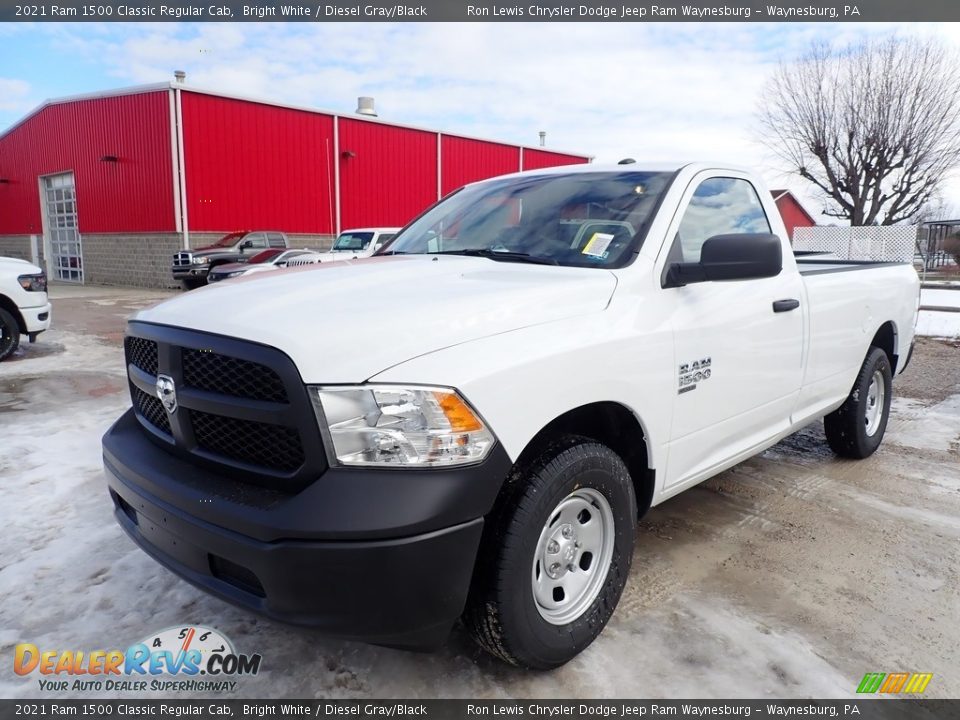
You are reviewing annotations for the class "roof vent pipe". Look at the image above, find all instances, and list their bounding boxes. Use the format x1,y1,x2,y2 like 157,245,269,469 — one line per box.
174,70,187,84
538,131,546,147
356,97,377,117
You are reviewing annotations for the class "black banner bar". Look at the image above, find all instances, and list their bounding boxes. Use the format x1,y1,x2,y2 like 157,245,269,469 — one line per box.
4,1,960,23
0,700,957,720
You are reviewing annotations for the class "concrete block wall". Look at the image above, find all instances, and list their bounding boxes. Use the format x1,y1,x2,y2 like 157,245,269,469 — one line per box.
0,235,34,263
82,233,184,289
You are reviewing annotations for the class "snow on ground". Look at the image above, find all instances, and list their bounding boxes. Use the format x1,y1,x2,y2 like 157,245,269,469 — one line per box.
921,288,960,308
917,287,960,338
916,311,960,339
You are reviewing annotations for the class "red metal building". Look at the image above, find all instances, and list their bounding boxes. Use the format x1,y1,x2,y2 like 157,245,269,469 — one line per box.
771,189,817,241
0,82,590,287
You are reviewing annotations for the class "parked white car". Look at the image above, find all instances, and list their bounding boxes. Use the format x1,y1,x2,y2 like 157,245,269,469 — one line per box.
0,256,51,361
104,163,919,668
285,227,400,267
206,248,316,283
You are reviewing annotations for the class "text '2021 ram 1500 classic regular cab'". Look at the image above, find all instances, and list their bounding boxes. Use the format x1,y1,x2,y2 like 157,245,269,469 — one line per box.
103,163,919,668
0,257,51,361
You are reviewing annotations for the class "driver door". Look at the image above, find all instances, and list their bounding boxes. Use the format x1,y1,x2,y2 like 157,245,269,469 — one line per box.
662,173,804,489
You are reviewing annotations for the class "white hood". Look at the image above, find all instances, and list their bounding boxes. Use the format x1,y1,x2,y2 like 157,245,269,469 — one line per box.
0,256,42,275
136,255,617,383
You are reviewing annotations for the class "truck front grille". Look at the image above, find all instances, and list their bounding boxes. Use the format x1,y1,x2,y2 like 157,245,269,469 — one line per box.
173,252,193,267
183,348,288,403
133,387,171,436
122,323,326,491
125,336,159,376
193,411,304,471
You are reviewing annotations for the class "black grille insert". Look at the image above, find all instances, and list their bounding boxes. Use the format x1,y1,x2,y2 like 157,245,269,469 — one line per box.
125,336,159,376
124,323,326,491
192,411,304,472
183,349,288,403
133,387,171,436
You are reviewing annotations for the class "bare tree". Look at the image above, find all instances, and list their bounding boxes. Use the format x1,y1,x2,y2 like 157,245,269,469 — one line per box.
758,36,960,225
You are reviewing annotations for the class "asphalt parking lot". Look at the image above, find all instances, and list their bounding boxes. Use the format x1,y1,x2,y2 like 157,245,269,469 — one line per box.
1,285,958,699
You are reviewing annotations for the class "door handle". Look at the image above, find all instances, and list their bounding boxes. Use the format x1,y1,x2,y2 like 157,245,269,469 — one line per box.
773,299,800,313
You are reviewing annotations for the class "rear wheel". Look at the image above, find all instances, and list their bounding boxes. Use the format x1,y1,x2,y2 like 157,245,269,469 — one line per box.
464,436,636,669
0,307,21,361
824,346,892,459
180,277,205,290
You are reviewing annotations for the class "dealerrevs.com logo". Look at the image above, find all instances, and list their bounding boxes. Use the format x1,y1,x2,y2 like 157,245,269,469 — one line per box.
14,625,262,693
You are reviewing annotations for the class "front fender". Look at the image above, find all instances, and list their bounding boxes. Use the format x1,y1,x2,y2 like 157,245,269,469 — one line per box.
368,311,673,471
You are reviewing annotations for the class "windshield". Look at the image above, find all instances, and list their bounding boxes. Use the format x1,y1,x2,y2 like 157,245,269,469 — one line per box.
212,232,247,248
333,232,375,251
247,249,285,264
379,171,673,268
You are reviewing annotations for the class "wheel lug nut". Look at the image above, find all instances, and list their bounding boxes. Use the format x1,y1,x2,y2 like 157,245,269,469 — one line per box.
549,563,562,577
561,525,573,539
547,540,560,554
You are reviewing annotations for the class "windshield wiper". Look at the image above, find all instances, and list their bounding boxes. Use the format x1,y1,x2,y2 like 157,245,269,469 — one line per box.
377,250,412,255
435,249,559,266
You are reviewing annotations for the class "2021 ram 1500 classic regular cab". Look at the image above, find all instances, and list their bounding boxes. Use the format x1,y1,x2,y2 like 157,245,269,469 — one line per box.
103,163,919,668
172,231,289,288
0,257,51,361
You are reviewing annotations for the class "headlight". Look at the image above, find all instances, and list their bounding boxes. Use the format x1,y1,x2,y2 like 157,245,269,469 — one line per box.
17,273,47,292
312,385,494,467
195,256,211,264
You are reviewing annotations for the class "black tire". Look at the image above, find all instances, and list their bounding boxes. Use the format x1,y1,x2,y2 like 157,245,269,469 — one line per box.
464,435,637,669
824,346,893,459
180,277,206,290
0,307,21,362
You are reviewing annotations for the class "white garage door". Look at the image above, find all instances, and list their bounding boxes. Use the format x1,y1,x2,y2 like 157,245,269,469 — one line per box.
42,172,83,283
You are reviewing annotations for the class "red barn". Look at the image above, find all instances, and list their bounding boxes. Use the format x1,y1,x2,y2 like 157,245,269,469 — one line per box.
0,82,590,287
771,189,817,241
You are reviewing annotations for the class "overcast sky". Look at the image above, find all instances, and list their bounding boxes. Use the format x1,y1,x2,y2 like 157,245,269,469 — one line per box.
2,21,959,220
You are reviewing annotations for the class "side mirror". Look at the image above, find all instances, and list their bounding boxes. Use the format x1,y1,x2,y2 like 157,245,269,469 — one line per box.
239,240,252,251
664,233,782,288
373,242,383,252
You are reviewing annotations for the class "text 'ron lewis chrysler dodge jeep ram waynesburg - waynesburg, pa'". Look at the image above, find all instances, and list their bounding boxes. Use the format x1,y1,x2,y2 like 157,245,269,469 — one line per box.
103,163,920,668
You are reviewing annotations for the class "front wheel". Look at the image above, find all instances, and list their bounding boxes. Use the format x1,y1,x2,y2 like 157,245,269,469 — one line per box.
824,346,893,459
0,307,21,361
464,436,636,669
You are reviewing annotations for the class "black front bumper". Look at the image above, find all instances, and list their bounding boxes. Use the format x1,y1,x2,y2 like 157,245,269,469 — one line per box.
103,409,511,648
171,267,210,279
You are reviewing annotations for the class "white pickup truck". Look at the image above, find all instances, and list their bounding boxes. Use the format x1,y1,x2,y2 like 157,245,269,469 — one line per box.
103,163,919,669
284,227,400,268
0,257,51,361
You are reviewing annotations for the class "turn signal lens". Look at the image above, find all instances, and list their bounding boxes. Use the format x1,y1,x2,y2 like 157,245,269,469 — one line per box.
434,391,483,432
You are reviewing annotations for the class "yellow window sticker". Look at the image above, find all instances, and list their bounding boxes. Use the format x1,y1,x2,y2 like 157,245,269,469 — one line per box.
582,232,615,257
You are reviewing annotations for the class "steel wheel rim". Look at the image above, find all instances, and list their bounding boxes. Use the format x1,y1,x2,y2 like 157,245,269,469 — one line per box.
864,369,885,437
531,487,615,626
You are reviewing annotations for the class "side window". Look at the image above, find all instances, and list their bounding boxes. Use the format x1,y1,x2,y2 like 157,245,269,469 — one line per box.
245,233,267,249
267,233,285,248
674,177,771,262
